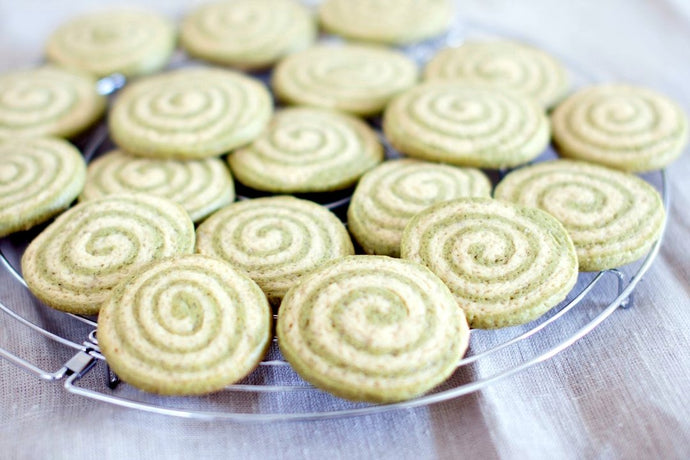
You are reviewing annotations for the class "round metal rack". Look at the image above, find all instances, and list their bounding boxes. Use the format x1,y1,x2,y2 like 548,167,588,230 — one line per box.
0,19,671,422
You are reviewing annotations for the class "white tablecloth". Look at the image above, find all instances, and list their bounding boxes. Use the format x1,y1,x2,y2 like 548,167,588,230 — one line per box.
1,1,689,458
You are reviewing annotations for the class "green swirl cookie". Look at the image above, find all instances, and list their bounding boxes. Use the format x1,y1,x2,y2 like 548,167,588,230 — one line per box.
348,159,491,257
196,196,354,305
81,149,234,222
109,68,273,160
21,194,195,315
181,0,316,70
424,40,570,108
228,107,383,193
277,255,470,403
551,84,689,172
0,138,86,237
45,8,176,78
494,159,665,271
272,44,419,117
98,254,272,396
401,198,578,329
318,0,454,45
0,66,106,141
383,82,550,169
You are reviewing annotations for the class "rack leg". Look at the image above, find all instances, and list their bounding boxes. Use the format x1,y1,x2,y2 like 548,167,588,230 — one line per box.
609,269,633,309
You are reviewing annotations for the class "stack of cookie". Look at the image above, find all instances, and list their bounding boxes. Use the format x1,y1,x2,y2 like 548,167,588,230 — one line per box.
1,0,686,403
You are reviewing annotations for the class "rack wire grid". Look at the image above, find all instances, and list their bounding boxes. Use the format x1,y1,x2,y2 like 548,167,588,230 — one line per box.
0,20,671,422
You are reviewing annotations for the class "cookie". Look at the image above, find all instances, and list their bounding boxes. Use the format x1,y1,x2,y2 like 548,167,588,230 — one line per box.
401,198,578,329
97,254,272,396
80,149,234,223
424,40,570,108
181,0,316,70
196,196,354,305
383,82,550,168
318,0,454,45
109,67,273,160
21,194,195,315
551,84,689,172
272,44,418,117
0,66,106,141
228,107,383,193
277,255,470,403
45,8,175,78
494,159,666,271
0,138,86,237
348,159,491,257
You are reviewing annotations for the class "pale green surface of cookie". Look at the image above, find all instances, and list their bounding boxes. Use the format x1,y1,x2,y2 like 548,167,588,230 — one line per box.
401,197,578,329
45,8,176,78
383,82,550,169
109,67,273,160
494,159,666,271
81,149,234,222
181,0,316,70
196,196,354,305
0,138,86,237
21,193,195,315
348,158,491,257
272,44,419,117
424,40,570,108
318,0,454,45
98,254,272,396
228,107,383,193
277,255,470,403
0,66,106,141
551,84,689,172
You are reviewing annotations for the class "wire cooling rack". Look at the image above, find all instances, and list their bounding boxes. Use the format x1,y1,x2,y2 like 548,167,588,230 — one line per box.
0,20,671,421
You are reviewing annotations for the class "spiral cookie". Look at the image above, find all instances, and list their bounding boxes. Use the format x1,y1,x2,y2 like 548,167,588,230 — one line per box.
551,84,688,172
45,9,175,78
109,68,273,160
81,150,234,223
196,196,354,305
0,138,86,237
424,40,570,108
21,194,195,315
0,66,106,141
272,44,418,117
228,108,383,193
348,159,491,257
98,254,271,396
181,0,316,70
494,160,665,271
383,82,550,169
401,198,578,329
318,0,454,45
277,255,469,403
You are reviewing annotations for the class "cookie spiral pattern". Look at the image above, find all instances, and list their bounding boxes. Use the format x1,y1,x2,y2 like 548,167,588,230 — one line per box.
318,0,454,45
424,40,570,108
272,44,418,117
196,196,354,305
383,82,550,169
277,256,470,403
0,66,106,141
229,107,383,193
98,255,272,396
81,150,234,222
494,159,666,271
181,0,316,70
348,159,491,257
45,9,176,78
401,198,578,329
551,84,689,172
21,194,195,315
109,68,273,159
0,138,86,237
